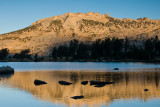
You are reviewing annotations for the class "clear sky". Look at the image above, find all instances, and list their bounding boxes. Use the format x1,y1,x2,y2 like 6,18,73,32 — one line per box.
0,0,160,34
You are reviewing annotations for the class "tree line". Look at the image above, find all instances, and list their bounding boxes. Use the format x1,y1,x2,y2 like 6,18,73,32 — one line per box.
52,36,160,61
0,35,160,61
0,49,32,60
0,48,41,61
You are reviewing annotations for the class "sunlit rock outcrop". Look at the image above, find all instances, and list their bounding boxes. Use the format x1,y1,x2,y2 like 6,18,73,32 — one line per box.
0,12,160,56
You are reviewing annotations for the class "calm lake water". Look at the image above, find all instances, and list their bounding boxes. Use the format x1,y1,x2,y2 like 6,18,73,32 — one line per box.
0,62,160,107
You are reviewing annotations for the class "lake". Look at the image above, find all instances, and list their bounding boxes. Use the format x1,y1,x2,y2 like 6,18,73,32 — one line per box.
0,62,160,107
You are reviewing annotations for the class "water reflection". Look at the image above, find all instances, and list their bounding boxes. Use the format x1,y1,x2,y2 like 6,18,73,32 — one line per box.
0,73,14,79
1,70,160,107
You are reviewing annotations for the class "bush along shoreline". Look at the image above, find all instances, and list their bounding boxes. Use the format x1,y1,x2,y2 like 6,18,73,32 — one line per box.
1,36,160,62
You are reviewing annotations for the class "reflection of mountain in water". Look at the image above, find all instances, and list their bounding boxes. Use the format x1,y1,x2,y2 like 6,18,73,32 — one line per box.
1,70,160,107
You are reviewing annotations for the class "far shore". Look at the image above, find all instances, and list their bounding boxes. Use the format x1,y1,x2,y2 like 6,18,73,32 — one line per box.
0,58,160,63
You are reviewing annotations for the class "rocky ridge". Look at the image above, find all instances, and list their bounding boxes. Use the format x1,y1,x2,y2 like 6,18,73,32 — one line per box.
0,12,160,56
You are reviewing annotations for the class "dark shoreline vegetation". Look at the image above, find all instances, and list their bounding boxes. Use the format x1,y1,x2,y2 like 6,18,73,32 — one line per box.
1,36,160,62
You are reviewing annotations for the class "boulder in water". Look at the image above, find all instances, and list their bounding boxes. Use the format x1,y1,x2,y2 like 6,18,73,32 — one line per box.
81,81,88,85
34,79,47,86
90,80,115,86
113,68,119,70
71,95,84,100
59,81,72,85
94,84,106,87
144,89,149,91
0,66,14,74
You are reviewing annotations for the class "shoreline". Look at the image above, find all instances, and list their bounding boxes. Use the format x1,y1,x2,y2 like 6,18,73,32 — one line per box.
1,58,160,63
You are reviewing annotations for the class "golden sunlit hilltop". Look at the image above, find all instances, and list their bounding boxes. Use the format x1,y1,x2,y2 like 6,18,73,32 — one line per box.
0,12,160,56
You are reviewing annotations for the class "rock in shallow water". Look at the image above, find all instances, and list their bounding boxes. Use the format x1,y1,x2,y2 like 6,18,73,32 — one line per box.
71,95,84,100
113,68,119,70
59,81,72,85
144,89,149,91
34,79,47,86
81,81,88,85
90,80,115,86
94,84,106,87
0,66,14,74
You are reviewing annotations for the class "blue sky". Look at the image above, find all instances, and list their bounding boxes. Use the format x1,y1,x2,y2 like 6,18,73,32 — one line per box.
0,0,160,34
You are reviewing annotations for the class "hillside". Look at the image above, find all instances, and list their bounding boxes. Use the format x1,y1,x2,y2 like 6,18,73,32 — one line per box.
0,12,160,56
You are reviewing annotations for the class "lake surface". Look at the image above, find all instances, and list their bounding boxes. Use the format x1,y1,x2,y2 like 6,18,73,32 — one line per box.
0,62,160,71
0,62,160,107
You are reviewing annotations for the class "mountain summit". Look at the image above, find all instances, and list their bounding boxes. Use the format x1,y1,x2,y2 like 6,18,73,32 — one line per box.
0,12,160,56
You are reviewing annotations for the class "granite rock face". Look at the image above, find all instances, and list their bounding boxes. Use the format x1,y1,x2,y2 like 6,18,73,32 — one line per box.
0,12,160,56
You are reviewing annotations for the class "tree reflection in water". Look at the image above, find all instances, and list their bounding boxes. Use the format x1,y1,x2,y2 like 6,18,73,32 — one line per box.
1,70,160,107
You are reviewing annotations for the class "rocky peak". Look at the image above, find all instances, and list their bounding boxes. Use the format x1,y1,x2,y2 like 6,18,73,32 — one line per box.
0,12,160,56
105,13,110,17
